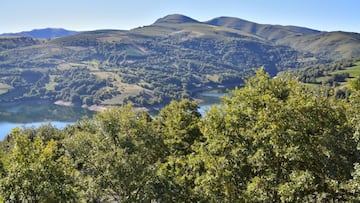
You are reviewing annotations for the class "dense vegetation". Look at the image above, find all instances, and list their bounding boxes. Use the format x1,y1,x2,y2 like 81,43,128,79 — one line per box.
0,14,359,108
2,69,360,202
0,68,115,105
292,57,360,85
290,57,360,100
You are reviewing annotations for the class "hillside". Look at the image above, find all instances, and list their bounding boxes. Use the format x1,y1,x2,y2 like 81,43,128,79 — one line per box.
206,16,320,41
0,14,359,109
277,31,360,59
291,57,360,89
206,16,360,59
0,36,44,51
1,28,79,39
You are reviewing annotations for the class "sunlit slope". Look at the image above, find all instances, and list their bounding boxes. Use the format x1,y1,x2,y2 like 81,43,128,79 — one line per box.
0,14,359,107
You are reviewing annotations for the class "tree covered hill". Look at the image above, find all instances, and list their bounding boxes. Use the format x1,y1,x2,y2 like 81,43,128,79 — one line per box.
0,14,359,108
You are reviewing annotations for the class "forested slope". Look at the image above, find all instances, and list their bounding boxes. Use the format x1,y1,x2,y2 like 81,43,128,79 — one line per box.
1,14,359,109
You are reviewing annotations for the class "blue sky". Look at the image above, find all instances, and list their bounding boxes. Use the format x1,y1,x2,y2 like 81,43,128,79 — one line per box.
1,0,359,33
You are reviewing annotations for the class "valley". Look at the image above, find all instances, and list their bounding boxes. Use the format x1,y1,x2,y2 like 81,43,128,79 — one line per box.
1,14,359,111
1,8,360,201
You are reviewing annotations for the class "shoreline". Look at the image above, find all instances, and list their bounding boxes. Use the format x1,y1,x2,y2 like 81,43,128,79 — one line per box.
81,104,107,112
54,100,74,107
54,100,108,112
51,85,233,113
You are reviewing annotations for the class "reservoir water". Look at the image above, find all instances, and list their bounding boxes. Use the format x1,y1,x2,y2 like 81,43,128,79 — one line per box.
196,89,225,115
0,89,227,140
0,100,94,140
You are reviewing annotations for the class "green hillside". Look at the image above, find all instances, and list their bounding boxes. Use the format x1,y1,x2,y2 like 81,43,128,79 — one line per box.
291,57,360,94
0,14,359,109
208,16,360,59
278,31,360,59
206,16,320,41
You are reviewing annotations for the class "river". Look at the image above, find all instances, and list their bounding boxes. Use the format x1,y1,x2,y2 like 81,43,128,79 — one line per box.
0,89,226,140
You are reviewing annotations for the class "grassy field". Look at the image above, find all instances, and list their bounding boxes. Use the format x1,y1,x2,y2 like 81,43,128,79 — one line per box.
331,61,360,78
316,62,360,87
91,71,148,105
102,82,146,105
45,75,58,91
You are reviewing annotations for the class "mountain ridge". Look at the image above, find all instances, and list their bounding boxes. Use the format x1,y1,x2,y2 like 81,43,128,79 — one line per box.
203,15,360,59
0,14,359,108
205,16,321,38
0,28,79,39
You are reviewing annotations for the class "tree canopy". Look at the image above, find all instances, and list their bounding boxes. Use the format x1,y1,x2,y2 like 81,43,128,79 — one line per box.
1,69,360,202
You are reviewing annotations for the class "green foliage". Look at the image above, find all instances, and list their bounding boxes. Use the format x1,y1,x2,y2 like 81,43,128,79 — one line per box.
2,69,360,201
53,68,114,105
154,99,202,155
64,104,163,202
0,67,118,106
293,58,360,86
0,128,78,202
196,69,359,202
2,15,360,202
350,76,360,91
154,100,205,202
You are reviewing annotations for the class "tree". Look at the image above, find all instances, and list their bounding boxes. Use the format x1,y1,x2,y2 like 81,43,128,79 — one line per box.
344,87,360,201
153,99,205,202
196,69,359,202
153,99,202,155
64,104,163,202
349,76,360,91
2,68,360,202
0,128,78,202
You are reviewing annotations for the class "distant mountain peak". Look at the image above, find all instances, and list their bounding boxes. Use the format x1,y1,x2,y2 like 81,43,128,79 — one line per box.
1,28,79,39
154,14,199,24
207,16,253,25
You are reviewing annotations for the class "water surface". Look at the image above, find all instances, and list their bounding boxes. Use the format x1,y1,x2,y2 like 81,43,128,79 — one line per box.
0,90,227,140
0,100,93,140
195,89,228,115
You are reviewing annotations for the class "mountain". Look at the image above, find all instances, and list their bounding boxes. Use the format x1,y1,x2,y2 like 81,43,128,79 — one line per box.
1,28,79,39
206,16,320,41
206,16,360,59
276,31,360,59
0,14,359,109
154,14,199,24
